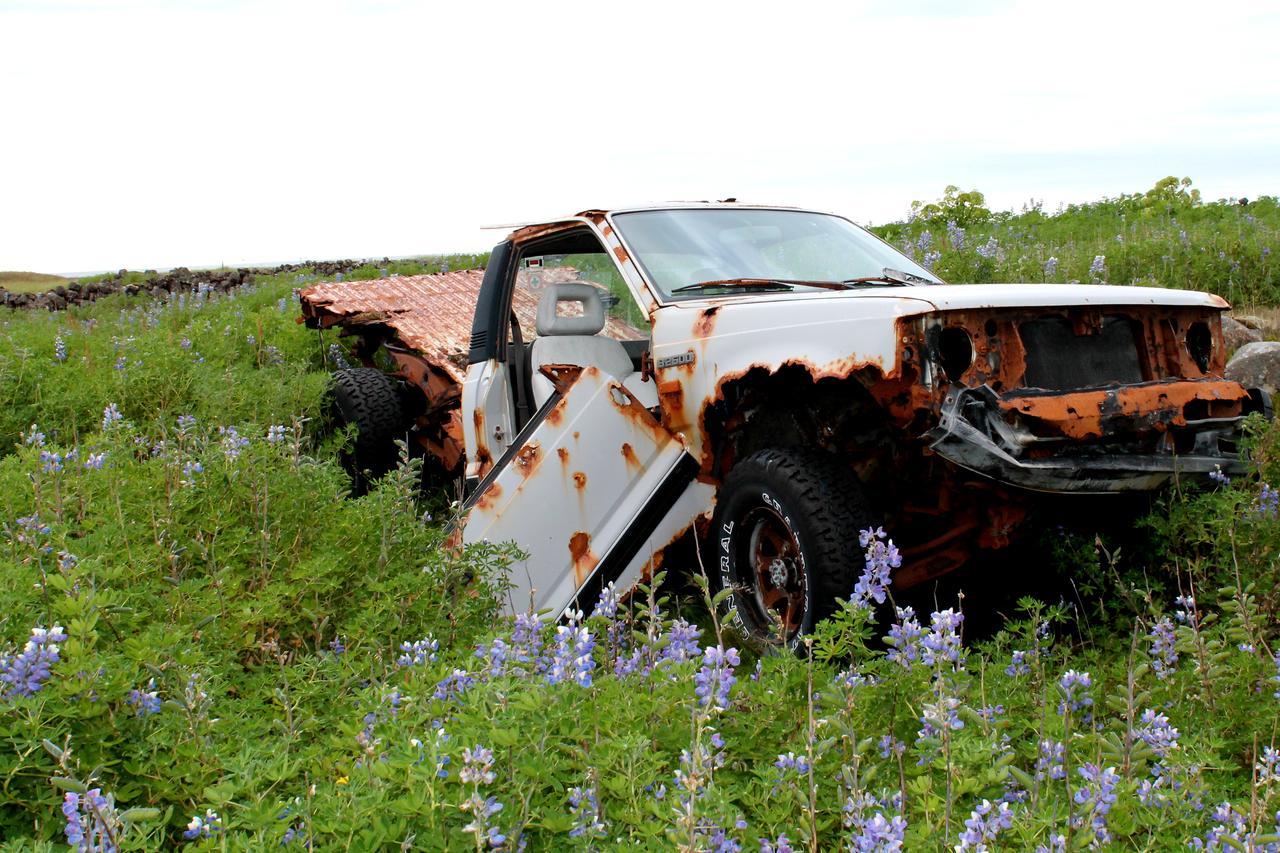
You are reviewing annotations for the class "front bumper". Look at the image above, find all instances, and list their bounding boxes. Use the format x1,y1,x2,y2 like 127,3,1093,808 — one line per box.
925,381,1271,494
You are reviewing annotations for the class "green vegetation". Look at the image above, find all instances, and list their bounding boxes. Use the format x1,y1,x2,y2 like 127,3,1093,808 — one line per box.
1,206,1279,849
872,177,1280,307
0,271,69,294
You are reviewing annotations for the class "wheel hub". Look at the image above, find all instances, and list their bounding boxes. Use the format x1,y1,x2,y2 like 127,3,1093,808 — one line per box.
740,506,807,637
768,557,790,587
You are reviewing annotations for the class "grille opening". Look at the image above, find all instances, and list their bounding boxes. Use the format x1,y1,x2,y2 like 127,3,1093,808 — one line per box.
1019,316,1143,390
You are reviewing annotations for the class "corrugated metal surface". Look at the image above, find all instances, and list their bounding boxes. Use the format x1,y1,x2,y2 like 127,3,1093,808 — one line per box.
299,269,644,382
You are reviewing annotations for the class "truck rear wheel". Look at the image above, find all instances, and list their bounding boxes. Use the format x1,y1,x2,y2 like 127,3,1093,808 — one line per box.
710,448,875,651
330,368,405,493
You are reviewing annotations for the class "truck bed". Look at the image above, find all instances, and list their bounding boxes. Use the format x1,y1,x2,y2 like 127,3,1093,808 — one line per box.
298,267,641,381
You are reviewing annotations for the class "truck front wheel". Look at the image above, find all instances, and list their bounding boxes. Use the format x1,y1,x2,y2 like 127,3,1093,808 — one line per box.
710,448,875,651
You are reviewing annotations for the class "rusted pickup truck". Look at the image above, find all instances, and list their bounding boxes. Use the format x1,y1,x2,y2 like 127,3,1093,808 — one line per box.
300,204,1269,649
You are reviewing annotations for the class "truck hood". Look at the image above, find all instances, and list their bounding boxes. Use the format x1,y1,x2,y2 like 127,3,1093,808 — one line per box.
893,282,1228,312
670,282,1228,314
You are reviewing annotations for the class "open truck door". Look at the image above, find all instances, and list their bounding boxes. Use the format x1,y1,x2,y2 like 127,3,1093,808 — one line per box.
459,366,698,619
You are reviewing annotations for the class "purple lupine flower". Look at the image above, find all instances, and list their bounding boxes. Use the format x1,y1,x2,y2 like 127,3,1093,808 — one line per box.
328,343,352,370
1043,256,1059,277
956,799,1013,850
1256,483,1279,518
1,624,68,699
1175,595,1198,627
879,735,906,759
916,231,933,253
181,460,203,484
1135,709,1179,759
1072,764,1119,845
113,355,127,371
329,636,346,655
102,403,123,430
461,794,505,848
918,695,963,740
946,221,966,251
54,336,68,363
219,426,250,462
1036,740,1066,781
568,781,607,838
396,636,439,668
694,646,740,711
885,606,923,668
774,751,812,776
976,236,999,259
921,609,964,668
180,337,193,350
183,808,222,840
460,745,496,784
660,618,702,665
1208,465,1230,486
433,669,476,702
127,679,162,716
1149,617,1178,679
849,812,907,852
852,527,900,607
475,637,509,678
1057,670,1093,717
1256,746,1280,786
760,835,795,853
83,452,107,470
510,611,545,671
546,618,595,687
40,450,63,474
1194,801,1255,850
63,788,120,852
1006,649,1032,677
1273,651,1280,699
923,250,942,270
266,424,287,444
23,425,46,447
1089,255,1107,281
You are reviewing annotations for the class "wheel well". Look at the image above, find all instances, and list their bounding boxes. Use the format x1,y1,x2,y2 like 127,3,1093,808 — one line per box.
702,364,901,487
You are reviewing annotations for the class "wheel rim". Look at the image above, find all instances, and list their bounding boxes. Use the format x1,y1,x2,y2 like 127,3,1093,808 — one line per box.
738,506,807,638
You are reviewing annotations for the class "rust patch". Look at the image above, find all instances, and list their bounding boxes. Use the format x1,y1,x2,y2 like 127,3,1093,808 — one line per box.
546,396,567,427
557,447,570,465
1002,379,1247,440
568,531,599,585
572,471,587,490
621,442,641,471
473,481,502,513
613,245,630,263
692,305,720,339
513,441,542,476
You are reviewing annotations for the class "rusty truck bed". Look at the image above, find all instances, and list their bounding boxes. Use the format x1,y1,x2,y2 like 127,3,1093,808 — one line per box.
298,268,645,471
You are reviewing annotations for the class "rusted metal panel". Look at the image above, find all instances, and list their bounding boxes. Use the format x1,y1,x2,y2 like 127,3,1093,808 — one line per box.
460,367,692,619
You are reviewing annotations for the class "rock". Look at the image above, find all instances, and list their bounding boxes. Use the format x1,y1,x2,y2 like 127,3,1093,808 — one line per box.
1222,315,1262,353
1232,314,1265,330
1226,341,1280,396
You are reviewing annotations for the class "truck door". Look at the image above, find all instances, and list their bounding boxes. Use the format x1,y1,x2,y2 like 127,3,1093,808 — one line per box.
460,366,697,619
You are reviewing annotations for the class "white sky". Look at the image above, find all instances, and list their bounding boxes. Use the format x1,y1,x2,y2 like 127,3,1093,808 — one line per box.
2,0,1278,274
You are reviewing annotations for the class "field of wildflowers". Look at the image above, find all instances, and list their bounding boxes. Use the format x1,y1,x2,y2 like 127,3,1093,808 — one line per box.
873,177,1280,308
2,193,1280,849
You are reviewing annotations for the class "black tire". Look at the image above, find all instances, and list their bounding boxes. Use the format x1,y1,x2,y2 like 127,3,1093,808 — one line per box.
330,368,405,493
711,448,876,652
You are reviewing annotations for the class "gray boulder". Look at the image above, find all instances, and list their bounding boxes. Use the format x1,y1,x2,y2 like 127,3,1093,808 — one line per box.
1226,341,1280,396
1222,315,1263,354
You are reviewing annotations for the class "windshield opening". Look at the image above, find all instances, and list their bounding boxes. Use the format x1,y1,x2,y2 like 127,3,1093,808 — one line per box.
611,208,941,300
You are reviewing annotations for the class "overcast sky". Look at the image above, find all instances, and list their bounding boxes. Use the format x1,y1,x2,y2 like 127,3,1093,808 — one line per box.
2,0,1278,274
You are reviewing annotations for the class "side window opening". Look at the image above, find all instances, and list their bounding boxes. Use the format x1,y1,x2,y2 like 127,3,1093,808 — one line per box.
504,230,653,429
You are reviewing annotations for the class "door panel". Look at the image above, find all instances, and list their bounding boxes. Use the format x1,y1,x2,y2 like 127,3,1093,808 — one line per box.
461,366,692,619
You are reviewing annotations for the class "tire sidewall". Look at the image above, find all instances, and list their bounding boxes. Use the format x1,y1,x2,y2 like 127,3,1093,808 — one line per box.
713,475,817,653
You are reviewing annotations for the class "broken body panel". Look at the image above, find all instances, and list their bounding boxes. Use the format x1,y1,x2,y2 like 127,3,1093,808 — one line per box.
300,204,1264,621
